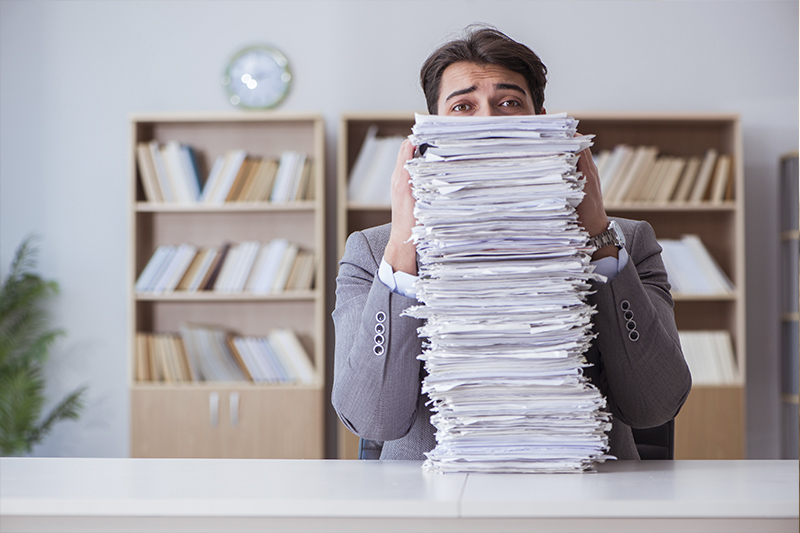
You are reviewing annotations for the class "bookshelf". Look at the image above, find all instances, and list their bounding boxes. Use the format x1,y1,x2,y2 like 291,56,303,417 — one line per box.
129,112,325,459
337,112,746,460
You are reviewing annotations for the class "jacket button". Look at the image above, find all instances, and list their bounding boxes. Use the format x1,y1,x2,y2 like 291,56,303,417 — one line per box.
374,334,385,346
373,344,385,356
628,330,640,342
620,300,631,311
375,323,385,334
624,309,634,321
626,320,637,331
375,311,386,323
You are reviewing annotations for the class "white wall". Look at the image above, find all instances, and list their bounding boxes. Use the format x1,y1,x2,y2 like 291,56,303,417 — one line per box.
0,0,796,458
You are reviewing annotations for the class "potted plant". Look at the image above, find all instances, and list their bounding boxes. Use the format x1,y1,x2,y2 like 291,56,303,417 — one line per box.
0,236,86,455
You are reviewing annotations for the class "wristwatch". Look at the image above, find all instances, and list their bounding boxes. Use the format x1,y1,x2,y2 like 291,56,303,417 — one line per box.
589,220,626,250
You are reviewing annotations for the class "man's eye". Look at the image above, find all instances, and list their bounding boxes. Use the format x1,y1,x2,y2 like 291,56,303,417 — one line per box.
452,103,471,112
500,100,520,107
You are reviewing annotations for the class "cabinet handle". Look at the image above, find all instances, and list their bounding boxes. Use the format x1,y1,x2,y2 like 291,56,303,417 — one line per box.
209,392,219,427
230,392,240,427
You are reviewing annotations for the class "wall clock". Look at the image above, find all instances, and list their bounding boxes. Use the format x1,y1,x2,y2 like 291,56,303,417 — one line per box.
222,44,292,109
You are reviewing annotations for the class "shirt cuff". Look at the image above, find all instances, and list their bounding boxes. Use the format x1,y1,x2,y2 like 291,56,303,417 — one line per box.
592,247,629,282
379,257,418,299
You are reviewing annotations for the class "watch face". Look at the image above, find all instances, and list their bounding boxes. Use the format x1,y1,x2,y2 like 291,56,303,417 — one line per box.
222,45,292,109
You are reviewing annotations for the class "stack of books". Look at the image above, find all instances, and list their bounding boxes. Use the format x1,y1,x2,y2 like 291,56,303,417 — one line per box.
405,113,611,473
135,326,314,384
135,239,315,294
678,330,739,385
595,145,732,205
657,235,734,296
346,125,406,205
137,142,314,204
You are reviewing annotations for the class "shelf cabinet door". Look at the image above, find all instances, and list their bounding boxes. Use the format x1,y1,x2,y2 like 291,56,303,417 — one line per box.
131,387,324,459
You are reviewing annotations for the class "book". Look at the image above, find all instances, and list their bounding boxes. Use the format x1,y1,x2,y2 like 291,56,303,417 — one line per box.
148,140,175,202
601,145,635,202
243,158,279,202
658,234,734,295
271,242,299,293
616,146,658,203
348,129,406,205
225,157,256,202
135,332,151,381
679,330,739,384
198,155,226,202
136,142,165,202
651,157,687,203
246,239,289,294
175,247,209,291
153,244,197,293
285,249,311,291
709,154,732,203
179,324,247,382
672,156,701,202
228,241,261,292
186,247,219,292
202,150,247,204
201,242,231,290
689,149,718,202
348,125,379,201
294,159,313,201
269,329,315,384
135,244,174,293
172,333,196,381
181,145,204,199
627,152,666,203
226,336,254,381
161,142,194,203
147,334,161,382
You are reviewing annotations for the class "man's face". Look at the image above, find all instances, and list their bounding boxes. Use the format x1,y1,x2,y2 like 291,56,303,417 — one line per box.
436,62,539,117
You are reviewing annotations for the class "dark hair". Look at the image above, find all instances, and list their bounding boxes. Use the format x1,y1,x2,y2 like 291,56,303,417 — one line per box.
420,26,548,115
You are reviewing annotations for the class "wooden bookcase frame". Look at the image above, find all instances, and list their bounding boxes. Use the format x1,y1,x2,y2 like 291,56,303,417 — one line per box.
128,112,326,459
336,111,746,460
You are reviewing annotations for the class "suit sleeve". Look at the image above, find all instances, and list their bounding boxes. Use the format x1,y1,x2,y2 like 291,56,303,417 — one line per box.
331,230,425,441
589,219,692,428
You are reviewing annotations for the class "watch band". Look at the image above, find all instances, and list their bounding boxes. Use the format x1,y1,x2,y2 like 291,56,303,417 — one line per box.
589,220,625,250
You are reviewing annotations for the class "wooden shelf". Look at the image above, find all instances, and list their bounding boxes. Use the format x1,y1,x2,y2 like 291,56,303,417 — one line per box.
337,111,746,460
134,291,317,302
129,112,326,460
135,201,318,213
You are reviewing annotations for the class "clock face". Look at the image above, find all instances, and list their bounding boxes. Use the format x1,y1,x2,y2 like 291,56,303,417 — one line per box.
222,45,292,109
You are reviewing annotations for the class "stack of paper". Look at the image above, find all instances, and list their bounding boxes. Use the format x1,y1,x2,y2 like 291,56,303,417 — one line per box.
404,113,612,473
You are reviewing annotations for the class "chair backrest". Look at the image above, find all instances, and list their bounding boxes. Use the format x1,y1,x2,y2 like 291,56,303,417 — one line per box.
631,419,675,460
359,419,675,460
358,438,383,460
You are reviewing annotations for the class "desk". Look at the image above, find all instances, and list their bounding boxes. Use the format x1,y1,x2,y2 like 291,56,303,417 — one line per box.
0,458,796,532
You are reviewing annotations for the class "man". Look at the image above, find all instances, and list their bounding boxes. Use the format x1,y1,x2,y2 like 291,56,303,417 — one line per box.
332,27,691,460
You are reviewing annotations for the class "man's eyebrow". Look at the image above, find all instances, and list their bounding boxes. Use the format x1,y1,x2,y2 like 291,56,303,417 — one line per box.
445,86,477,101
496,83,528,95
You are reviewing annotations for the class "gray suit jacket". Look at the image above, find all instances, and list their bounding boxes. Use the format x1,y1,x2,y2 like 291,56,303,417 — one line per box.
332,218,691,460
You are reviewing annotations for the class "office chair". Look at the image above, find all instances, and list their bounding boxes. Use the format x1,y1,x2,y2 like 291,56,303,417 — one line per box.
358,438,383,460
631,419,675,460
358,419,675,460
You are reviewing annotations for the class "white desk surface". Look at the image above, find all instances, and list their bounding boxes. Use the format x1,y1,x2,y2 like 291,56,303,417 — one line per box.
1,458,797,533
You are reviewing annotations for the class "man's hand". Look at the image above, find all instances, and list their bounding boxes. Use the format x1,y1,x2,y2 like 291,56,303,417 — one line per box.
384,139,418,275
575,145,616,260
